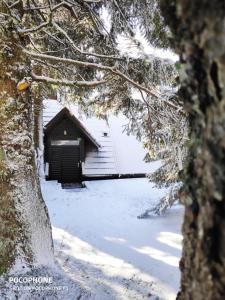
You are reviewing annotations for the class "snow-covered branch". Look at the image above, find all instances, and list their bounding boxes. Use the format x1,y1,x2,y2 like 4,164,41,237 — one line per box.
52,21,124,60
24,50,160,97
31,72,108,88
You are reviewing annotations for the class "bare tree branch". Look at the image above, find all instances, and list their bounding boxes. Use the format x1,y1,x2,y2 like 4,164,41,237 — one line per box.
18,20,50,34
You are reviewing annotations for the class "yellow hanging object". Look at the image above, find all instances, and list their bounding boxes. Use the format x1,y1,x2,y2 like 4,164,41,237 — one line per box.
17,77,32,91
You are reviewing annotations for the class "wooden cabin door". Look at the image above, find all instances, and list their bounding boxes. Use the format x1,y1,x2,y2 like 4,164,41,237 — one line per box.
49,145,82,183
61,146,82,183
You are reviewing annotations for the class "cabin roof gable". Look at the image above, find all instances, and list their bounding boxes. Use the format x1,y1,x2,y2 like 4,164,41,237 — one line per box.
44,107,100,148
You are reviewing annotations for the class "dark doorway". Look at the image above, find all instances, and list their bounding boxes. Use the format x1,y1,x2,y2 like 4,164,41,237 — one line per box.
49,146,82,183
61,146,81,183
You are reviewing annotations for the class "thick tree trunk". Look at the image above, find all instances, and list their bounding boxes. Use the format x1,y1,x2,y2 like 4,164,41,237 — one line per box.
160,1,225,299
0,20,53,274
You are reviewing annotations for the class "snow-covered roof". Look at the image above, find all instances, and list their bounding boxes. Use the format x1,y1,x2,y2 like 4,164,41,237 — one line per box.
43,99,159,176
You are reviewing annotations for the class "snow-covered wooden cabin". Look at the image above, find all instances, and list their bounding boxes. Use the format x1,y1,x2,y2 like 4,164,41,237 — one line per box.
43,99,158,183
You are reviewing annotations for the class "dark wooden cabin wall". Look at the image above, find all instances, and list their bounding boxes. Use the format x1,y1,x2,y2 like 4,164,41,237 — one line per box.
49,118,84,140
44,116,95,163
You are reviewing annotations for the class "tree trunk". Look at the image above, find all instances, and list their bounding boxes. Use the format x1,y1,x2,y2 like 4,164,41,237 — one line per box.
33,84,45,177
160,1,225,299
0,17,53,275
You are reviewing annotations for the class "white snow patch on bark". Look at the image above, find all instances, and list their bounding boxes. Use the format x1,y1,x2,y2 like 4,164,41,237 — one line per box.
11,176,54,271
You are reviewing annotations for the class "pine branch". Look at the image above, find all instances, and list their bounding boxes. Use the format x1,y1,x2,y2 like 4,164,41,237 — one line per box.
24,49,160,97
18,20,50,34
31,72,108,88
52,21,123,60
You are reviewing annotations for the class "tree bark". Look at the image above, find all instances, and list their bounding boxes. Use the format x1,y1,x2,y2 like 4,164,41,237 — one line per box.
0,15,53,274
160,1,225,299
33,84,45,177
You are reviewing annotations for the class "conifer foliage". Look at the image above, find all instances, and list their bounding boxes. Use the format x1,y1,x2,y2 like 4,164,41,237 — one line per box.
0,0,185,275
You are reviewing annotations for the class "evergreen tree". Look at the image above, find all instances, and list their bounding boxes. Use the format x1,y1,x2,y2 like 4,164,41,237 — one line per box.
0,1,54,276
0,0,184,291
1,0,186,220
160,0,225,298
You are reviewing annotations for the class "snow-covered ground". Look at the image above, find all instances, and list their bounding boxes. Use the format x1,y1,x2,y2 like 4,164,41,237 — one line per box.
41,178,183,300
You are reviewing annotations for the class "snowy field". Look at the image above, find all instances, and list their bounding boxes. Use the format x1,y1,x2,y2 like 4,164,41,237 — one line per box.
41,178,183,300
